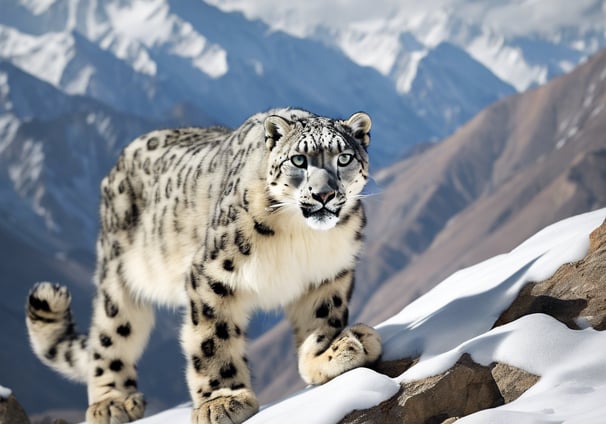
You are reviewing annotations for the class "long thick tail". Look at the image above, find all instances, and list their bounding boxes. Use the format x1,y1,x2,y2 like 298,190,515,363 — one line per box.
26,282,89,382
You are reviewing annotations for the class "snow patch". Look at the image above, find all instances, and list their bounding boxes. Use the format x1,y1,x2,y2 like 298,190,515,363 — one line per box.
0,70,12,111
8,139,44,194
63,64,95,94
5,137,58,232
250,59,264,76
558,60,575,73
101,0,228,78
0,25,75,87
0,115,19,154
393,50,428,94
336,25,400,76
0,385,11,399
167,22,228,79
567,126,578,139
98,34,157,76
248,368,399,424
590,103,604,119
18,0,57,15
104,0,172,47
467,35,548,92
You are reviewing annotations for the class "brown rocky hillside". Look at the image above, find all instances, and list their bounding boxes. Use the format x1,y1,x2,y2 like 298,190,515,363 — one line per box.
356,47,606,324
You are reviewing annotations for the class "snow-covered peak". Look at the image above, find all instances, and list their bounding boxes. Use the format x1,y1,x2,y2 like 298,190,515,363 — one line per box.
0,25,75,87
18,0,58,15
207,0,606,92
5,0,229,81
100,0,228,78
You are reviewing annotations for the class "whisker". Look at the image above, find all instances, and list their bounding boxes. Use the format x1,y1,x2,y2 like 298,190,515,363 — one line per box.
265,201,298,213
351,192,382,199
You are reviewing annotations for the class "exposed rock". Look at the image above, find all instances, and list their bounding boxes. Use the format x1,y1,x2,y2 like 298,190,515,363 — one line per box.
491,363,539,404
495,218,606,330
372,357,417,378
341,354,503,424
0,394,30,424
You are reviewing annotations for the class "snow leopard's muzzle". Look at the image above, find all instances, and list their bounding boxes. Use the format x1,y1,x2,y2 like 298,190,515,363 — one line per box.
297,166,346,230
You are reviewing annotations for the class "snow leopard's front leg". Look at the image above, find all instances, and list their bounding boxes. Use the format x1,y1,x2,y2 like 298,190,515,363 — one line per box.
286,270,382,385
182,261,258,424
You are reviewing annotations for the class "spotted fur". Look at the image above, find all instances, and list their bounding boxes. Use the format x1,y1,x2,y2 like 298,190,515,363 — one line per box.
26,108,381,424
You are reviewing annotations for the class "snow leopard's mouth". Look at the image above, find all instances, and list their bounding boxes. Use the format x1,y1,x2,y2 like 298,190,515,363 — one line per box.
300,205,342,231
300,205,340,219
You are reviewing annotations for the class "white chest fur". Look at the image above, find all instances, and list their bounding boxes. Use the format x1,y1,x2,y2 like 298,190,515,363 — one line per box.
235,220,358,310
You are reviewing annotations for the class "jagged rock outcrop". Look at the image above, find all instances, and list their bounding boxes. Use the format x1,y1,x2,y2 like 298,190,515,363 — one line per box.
0,394,30,424
496,218,606,330
342,354,505,424
342,218,606,423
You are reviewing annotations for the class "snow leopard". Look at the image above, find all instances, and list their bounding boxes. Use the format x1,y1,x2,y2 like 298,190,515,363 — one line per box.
25,108,382,424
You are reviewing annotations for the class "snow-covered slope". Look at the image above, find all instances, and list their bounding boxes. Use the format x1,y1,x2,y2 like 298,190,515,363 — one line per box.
134,209,606,423
208,0,606,93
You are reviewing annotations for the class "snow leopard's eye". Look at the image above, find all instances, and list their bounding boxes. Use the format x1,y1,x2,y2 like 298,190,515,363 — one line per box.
337,153,354,167
291,154,307,168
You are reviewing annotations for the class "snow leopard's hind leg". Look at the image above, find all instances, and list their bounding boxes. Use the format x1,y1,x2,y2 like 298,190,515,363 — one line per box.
85,240,155,424
26,282,89,381
286,269,382,385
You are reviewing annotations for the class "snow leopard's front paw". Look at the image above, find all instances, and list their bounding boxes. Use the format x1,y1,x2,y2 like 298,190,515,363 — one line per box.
27,282,71,317
348,323,382,363
192,389,259,424
298,323,382,385
85,392,145,424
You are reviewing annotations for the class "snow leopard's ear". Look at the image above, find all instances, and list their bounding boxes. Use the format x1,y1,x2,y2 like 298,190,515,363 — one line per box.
264,115,292,150
345,112,372,148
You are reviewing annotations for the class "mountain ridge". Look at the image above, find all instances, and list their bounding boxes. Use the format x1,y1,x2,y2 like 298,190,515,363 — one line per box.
357,46,606,324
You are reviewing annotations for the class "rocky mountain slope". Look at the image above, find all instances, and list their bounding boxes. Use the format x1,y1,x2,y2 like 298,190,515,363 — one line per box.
357,44,606,325
251,46,606,404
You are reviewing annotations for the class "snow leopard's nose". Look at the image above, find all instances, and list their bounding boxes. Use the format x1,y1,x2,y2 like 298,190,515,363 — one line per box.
312,191,336,205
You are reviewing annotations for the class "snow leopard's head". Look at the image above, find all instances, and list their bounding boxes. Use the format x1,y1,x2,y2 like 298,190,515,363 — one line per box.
264,111,371,231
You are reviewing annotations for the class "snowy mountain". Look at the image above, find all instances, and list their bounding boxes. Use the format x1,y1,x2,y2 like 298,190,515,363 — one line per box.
358,44,606,326
0,60,155,251
0,0,430,166
208,0,606,93
126,208,606,423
